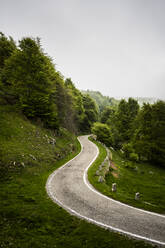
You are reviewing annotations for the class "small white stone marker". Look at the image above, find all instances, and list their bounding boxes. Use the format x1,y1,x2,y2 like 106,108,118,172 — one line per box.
135,192,140,200
112,183,117,192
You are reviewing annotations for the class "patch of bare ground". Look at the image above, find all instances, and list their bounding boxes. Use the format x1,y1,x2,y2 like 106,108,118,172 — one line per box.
110,162,119,178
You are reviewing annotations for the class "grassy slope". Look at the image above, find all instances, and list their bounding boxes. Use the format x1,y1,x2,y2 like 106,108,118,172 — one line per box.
0,106,152,248
88,137,165,214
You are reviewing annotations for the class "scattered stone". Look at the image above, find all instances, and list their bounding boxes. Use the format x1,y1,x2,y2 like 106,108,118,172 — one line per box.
95,170,100,176
47,137,56,145
112,183,117,192
91,134,97,140
29,154,37,160
101,162,105,167
21,162,25,167
135,192,140,200
149,171,154,175
98,176,104,183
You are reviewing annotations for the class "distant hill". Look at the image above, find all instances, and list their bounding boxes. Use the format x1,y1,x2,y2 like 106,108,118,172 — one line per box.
82,90,162,110
120,97,161,106
134,97,161,106
81,90,119,112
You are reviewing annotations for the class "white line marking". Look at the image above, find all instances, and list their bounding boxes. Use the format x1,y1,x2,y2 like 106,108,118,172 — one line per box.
46,136,165,246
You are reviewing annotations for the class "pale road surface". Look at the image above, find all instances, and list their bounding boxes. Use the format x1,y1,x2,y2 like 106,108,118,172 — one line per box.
46,135,165,247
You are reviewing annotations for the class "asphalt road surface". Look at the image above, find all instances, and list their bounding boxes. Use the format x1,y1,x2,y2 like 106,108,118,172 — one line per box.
46,135,165,247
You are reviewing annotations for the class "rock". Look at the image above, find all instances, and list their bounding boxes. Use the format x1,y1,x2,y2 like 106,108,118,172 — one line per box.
112,183,117,192
95,170,100,176
98,176,104,183
29,154,37,160
91,134,97,140
21,162,25,167
135,192,140,200
48,137,56,145
149,171,154,175
101,161,105,167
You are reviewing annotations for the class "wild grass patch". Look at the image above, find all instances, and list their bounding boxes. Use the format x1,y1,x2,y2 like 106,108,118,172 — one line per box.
89,137,165,214
0,107,153,247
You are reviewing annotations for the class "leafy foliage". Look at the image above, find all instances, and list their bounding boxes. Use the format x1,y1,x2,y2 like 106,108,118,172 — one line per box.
92,97,165,167
0,33,97,133
81,94,98,132
92,122,111,146
132,101,165,166
82,90,119,112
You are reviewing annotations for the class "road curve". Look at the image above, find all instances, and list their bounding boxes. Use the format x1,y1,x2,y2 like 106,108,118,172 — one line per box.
46,135,165,246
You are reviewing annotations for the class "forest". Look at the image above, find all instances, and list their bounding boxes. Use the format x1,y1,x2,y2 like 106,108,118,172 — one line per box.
92,98,165,167
0,32,165,248
0,32,98,135
0,32,165,168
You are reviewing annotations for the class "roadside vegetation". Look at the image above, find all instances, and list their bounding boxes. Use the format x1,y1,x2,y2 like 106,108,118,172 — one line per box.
89,137,165,214
0,32,154,247
0,106,153,248
92,98,165,168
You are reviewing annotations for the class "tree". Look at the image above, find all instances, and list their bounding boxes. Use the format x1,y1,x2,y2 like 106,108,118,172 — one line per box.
0,32,16,70
132,101,165,166
65,78,85,133
81,94,98,132
92,122,111,146
2,37,59,128
114,98,139,143
100,106,115,124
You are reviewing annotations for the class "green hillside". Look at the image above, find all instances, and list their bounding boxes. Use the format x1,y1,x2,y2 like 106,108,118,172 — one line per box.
0,105,152,248
82,90,119,112
0,33,154,247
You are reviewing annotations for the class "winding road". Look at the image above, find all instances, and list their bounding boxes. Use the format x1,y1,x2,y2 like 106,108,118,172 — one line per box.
46,135,165,246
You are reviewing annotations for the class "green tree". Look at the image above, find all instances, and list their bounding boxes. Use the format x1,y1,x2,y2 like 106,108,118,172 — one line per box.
114,98,139,143
100,106,115,124
81,94,98,132
0,32,16,70
132,101,165,166
2,37,58,128
65,78,85,133
92,122,111,146
0,33,17,103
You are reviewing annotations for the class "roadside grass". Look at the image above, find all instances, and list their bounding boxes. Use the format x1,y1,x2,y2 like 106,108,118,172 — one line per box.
0,106,153,247
88,137,165,214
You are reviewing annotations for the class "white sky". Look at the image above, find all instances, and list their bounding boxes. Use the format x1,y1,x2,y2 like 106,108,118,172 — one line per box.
1,0,165,99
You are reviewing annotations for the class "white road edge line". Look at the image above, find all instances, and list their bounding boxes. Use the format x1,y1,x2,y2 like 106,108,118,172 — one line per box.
46,136,165,246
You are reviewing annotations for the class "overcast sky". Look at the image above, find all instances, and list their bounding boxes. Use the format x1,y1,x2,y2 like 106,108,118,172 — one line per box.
1,0,165,99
